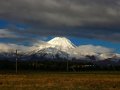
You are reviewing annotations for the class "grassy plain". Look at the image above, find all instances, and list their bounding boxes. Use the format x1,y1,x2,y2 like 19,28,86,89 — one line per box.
0,71,120,90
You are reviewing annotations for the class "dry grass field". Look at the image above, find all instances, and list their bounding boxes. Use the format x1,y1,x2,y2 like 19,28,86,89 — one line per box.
0,71,120,90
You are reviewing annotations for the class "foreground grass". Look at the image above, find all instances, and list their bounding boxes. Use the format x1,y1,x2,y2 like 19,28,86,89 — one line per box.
0,71,120,90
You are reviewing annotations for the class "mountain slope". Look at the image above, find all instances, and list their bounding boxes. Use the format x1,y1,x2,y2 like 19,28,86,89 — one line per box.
0,37,120,61
32,47,69,60
48,37,76,50
26,37,76,60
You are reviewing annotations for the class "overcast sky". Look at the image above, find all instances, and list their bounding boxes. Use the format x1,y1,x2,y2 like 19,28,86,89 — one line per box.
0,0,120,52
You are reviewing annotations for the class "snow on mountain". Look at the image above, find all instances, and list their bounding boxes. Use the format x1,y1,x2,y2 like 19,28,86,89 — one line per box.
48,37,77,58
48,37,75,50
29,37,116,60
34,47,69,59
24,37,75,59
28,37,76,59
27,42,52,54
0,37,119,61
28,37,76,53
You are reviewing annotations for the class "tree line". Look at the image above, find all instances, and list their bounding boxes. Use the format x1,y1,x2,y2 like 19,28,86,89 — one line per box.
0,59,120,72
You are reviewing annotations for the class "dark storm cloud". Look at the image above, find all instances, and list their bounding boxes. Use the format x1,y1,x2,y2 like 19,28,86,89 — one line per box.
6,26,120,43
1,0,120,26
0,0,120,42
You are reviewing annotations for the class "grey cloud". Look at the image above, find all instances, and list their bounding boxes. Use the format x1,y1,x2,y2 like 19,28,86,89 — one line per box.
0,29,17,38
77,45,114,54
6,27,120,43
0,0,120,42
0,43,30,52
0,28,49,44
0,0,120,26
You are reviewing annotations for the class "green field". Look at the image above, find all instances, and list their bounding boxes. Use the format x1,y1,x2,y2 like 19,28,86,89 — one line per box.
0,71,120,90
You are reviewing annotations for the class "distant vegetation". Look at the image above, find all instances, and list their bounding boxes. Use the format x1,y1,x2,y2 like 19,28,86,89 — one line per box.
0,59,120,71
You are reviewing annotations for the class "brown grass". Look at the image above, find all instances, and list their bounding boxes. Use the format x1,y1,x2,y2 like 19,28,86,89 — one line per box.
0,72,120,90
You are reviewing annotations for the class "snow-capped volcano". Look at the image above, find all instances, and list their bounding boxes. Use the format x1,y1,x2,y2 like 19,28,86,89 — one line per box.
0,37,120,61
47,37,77,58
29,37,76,55
48,37,76,49
26,37,76,59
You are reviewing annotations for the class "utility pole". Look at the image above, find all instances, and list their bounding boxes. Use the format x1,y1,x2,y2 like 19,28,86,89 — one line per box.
16,50,18,74
66,54,69,72
67,60,69,72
